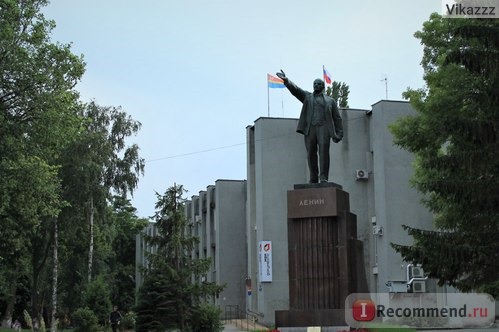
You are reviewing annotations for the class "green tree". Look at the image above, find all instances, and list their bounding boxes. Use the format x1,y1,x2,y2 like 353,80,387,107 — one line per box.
108,195,148,312
71,307,99,332
390,14,499,296
57,101,144,268
82,276,112,324
0,0,85,328
0,156,63,329
135,185,224,332
56,101,145,315
1,1,147,329
326,81,350,108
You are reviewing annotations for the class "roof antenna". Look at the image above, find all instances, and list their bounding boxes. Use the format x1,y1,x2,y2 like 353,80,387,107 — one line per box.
380,75,388,99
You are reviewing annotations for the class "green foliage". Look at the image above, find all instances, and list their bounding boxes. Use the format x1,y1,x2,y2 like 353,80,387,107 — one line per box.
120,311,137,330
39,317,46,332
0,0,146,329
108,196,148,312
0,156,63,265
82,276,111,324
0,0,85,325
23,309,32,330
190,303,223,332
72,307,99,332
390,14,499,296
0,0,84,122
134,266,179,332
135,185,224,332
73,101,145,197
326,81,350,108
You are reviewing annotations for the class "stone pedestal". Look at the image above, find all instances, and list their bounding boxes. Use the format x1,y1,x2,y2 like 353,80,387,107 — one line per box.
275,183,368,328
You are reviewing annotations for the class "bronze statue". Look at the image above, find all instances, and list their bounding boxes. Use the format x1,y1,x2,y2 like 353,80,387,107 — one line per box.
276,70,343,183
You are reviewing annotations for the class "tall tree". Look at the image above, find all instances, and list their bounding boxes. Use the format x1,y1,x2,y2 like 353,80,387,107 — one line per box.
0,156,64,328
108,195,148,311
1,1,147,329
0,0,84,328
56,100,145,315
390,14,499,296
135,185,223,332
82,101,145,282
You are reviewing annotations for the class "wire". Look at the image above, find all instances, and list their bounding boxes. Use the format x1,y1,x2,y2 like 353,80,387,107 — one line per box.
145,114,368,163
145,142,246,163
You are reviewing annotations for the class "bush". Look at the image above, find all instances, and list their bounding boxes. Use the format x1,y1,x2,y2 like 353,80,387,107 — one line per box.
190,303,223,332
121,311,136,330
23,309,33,329
82,276,112,324
72,307,99,332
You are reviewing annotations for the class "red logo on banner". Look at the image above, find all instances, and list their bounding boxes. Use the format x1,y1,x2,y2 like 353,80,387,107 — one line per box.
352,299,376,321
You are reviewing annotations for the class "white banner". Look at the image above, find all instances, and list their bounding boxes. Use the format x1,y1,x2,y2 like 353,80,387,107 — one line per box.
258,241,272,282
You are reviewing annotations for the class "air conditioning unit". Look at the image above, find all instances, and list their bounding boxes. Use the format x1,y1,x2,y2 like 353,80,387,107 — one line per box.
356,169,368,180
408,265,424,279
386,280,408,293
373,225,383,236
410,280,426,293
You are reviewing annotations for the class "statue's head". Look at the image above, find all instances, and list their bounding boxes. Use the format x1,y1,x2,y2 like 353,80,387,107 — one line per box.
313,79,325,93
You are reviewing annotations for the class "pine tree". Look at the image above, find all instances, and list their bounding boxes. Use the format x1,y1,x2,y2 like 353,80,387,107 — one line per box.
135,184,224,332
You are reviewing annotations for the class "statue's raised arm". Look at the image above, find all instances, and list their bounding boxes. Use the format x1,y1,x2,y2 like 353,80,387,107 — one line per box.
276,69,307,103
276,70,287,82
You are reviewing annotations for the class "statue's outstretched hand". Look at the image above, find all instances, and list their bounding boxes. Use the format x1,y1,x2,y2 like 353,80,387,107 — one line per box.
276,70,286,81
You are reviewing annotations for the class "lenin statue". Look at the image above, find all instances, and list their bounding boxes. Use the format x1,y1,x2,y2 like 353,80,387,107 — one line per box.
276,70,343,183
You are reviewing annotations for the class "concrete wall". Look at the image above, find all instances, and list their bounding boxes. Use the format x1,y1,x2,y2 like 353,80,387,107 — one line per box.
369,101,433,291
185,180,247,310
332,101,434,293
215,180,247,311
330,108,374,290
246,117,306,325
135,222,157,295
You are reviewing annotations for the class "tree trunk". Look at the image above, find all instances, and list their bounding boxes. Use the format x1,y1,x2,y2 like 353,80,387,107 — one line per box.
88,195,94,282
50,220,58,332
1,267,18,328
31,231,54,332
31,273,40,331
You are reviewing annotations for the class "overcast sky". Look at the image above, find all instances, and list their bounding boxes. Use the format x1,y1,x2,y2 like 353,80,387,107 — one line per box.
43,0,441,218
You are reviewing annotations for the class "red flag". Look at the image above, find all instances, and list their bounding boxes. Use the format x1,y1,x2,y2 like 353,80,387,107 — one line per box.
323,65,332,85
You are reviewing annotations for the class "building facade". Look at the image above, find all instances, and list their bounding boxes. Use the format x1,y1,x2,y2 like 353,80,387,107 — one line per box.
137,100,443,326
135,180,247,312
245,101,435,325
185,180,247,311
135,222,158,294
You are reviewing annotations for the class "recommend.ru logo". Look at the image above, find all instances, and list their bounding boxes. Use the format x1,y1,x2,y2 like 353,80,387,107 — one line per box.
345,293,495,329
